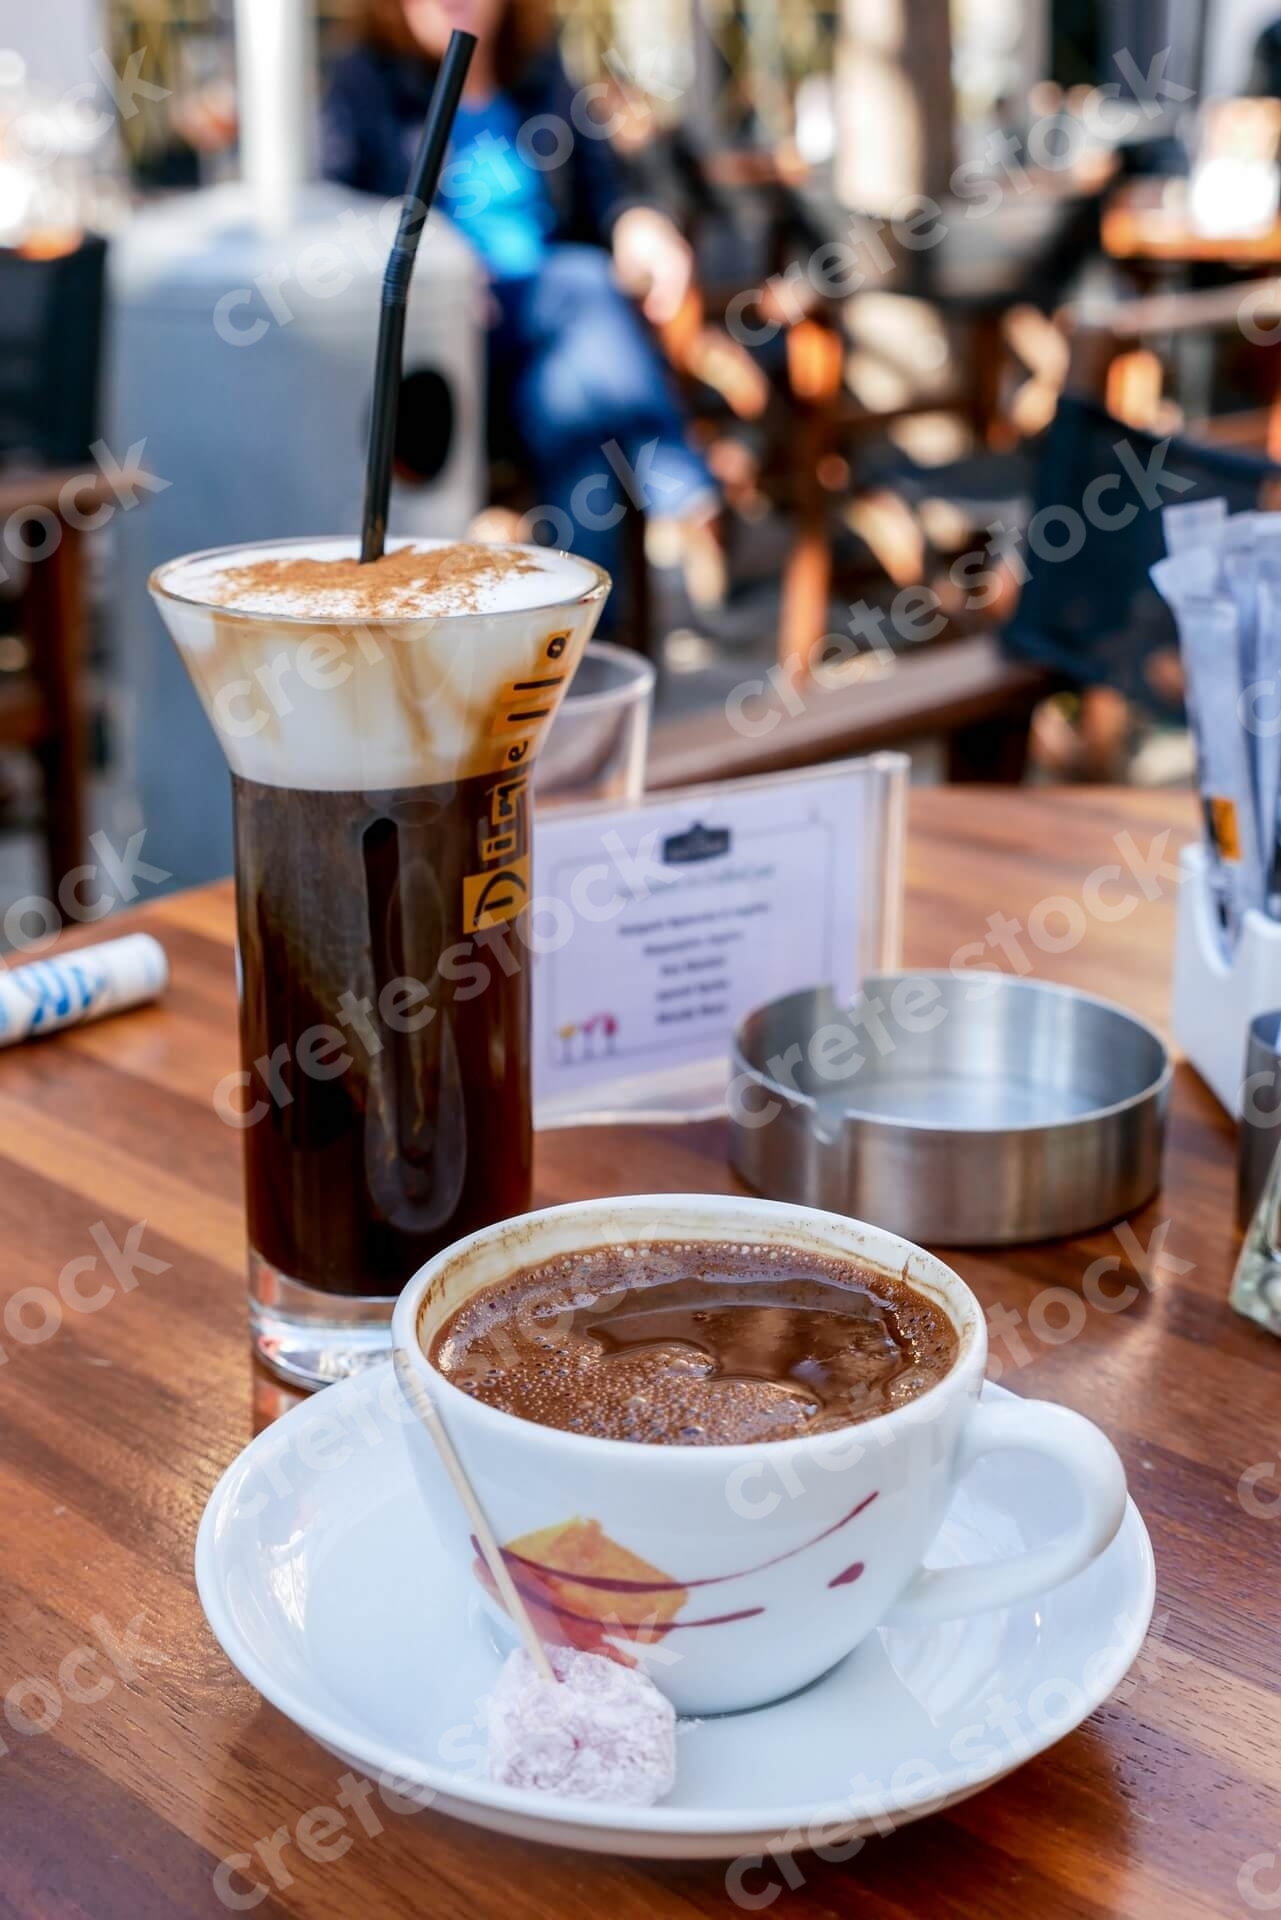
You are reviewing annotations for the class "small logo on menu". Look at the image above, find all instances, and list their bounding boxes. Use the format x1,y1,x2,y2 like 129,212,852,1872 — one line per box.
662,821,731,864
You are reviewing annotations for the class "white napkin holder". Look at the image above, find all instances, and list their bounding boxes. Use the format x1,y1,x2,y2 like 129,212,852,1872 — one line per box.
1171,841,1281,1117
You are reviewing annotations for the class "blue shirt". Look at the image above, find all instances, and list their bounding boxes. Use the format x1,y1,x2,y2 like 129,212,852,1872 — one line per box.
322,48,631,250
437,95,557,281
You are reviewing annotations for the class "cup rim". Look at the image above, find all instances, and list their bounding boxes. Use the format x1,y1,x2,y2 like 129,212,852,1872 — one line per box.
148,535,611,628
391,1194,986,1464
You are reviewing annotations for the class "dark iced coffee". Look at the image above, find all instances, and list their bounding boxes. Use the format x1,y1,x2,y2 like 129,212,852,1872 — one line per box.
151,537,608,1385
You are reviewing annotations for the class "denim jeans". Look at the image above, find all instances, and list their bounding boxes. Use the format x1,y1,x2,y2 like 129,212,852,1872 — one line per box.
490,245,713,614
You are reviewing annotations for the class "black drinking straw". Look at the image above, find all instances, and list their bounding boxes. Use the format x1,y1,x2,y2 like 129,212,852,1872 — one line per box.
360,29,477,564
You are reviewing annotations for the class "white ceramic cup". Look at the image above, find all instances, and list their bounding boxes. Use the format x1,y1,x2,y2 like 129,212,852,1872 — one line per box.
392,1194,1128,1716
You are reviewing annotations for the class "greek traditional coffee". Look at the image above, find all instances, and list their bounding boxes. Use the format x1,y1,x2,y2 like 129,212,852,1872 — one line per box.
429,1241,959,1444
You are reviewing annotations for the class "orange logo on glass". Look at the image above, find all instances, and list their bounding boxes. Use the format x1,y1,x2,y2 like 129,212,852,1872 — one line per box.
489,656,571,740
463,628,572,930
490,776,526,822
463,856,531,933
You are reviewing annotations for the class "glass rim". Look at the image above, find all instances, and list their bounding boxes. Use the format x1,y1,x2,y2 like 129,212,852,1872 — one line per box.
147,535,611,629
558,639,656,714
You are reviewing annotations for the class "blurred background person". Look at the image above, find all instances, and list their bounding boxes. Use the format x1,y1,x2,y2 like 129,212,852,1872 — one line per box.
321,0,721,614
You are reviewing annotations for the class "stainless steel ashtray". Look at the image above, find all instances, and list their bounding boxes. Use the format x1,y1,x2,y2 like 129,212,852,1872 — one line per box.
729,975,1171,1246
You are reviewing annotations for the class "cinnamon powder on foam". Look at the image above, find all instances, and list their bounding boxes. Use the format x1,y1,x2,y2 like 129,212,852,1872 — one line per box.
204,543,544,619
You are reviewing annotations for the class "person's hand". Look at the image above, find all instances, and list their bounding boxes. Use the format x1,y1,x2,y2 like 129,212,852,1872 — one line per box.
612,206,694,327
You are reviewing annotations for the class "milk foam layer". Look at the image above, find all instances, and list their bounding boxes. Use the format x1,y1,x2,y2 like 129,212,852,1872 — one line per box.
155,538,600,620
150,539,608,792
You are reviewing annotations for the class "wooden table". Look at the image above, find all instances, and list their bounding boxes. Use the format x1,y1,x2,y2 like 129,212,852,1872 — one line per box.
1104,177,1281,267
3,786,1277,1919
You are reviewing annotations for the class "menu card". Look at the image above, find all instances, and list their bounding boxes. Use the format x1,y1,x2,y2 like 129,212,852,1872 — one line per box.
531,756,905,1126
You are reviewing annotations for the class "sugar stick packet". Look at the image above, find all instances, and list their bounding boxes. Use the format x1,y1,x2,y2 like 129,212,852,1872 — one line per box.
1150,546,1223,745
0,934,168,1046
1256,571,1281,911
1178,595,1264,944
1163,497,1227,564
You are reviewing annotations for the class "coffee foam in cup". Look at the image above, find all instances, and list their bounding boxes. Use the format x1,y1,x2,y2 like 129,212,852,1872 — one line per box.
150,539,607,792
156,538,601,622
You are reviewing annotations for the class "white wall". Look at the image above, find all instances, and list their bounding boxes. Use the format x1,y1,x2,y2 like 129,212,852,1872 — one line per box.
0,0,104,96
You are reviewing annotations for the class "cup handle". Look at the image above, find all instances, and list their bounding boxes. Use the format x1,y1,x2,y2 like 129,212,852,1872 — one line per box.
885,1397,1129,1630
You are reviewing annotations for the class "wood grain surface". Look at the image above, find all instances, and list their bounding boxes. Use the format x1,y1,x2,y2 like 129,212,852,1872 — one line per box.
2,785,1278,1920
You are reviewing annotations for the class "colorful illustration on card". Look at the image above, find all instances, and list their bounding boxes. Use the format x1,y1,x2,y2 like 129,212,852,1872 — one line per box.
554,1011,619,1065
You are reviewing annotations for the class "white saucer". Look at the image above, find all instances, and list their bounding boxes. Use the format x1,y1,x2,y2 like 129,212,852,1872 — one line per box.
195,1374,1155,1860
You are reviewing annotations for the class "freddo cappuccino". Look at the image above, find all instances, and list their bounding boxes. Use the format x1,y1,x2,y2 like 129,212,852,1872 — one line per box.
151,539,607,1311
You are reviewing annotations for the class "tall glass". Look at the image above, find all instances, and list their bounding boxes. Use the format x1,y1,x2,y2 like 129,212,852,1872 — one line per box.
150,540,608,1387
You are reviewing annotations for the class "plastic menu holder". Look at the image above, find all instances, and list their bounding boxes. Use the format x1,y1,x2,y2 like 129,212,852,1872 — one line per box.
529,753,908,1128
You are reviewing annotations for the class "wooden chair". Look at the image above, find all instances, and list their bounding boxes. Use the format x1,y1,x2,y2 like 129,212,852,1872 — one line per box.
1062,277,1281,452
635,165,1117,809
0,469,128,898
645,224,1060,789
0,239,110,898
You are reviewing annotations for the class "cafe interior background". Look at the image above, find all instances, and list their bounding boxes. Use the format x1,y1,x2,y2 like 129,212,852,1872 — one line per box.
6,0,1281,906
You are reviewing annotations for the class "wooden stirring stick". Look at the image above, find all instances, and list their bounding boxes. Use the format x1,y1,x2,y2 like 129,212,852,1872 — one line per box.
415,1388,557,1683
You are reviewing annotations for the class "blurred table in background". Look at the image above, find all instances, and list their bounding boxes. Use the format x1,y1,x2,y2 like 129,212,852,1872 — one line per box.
648,633,1053,788
1104,177,1281,268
